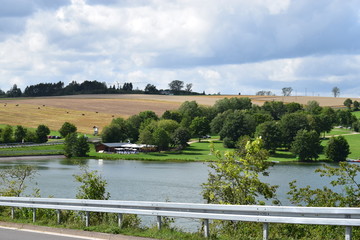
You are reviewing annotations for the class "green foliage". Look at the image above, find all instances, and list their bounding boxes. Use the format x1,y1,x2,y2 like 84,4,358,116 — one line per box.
59,122,77,138
286,102,303,113
255,120,282,152
344,98,353,110
202,138,277,205
74,166,110,200
305,100,322,115
325,136,350,162
354,100,360,111
219,110,256,142
14,125,27,142
262,101,286,120
35,124,50,143
153,127,170,150
279,112,310,148
213,97,252,114
290,130,322,161
0,165,37,197
171,127,191,149
64,133,89,158
101,118,129,142
2,125,13,143
190,117,210,141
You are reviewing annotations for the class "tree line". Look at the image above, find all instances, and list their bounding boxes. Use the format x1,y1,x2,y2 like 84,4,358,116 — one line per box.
101,97,357,162
0,80,202,98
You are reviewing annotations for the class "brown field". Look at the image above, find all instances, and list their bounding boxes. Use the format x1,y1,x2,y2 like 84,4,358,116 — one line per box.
0,94,358,134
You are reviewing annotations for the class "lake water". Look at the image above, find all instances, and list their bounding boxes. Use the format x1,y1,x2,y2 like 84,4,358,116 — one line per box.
0,158,338,205
0,158,342,230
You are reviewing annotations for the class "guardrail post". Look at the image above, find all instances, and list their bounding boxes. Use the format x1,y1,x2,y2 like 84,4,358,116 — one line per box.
345,226,352,240
32,208,36,223
118,213,123,228
85,212,90,227
157,216,162,230
57,210,61,224
204,219,210,238
345,214,352,240
263,223,269,240
11,207,15,219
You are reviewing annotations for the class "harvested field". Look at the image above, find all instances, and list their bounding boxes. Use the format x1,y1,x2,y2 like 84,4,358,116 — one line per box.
0,94,358,134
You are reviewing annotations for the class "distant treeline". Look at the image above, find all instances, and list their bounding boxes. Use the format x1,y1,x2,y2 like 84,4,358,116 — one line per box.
0,80,204,98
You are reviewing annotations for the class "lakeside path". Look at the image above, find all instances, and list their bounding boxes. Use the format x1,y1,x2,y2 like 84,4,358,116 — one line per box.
0,155,65,162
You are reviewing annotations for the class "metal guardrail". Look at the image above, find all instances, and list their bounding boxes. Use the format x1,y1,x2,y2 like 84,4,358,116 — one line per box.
0,197,359,240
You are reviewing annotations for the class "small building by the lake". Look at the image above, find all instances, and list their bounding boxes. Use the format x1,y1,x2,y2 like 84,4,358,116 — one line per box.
95,142,157,154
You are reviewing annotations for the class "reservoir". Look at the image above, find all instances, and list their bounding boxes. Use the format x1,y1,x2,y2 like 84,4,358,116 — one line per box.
0,158,337,205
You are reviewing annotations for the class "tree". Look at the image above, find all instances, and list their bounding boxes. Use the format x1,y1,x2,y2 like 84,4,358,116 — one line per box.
282,87,293,96
101,118,129,143
286,102,303,113
343,98,353,110
35,124,50,143
185,83,192,92
14,125,27,142
153,127,170,150
64,133,90,158
325,136,350,162
332,86,340,97
305,100,322,115
168,80,184,92
0,165,37,197
202,138,277,205
262,101,286,120
6,84,22,97
290,130,322,161
213,97,252,114
2,125,13,143
144,84,158,94
172,127,191,149
279,112,311,148
354,100,360,111
190,117,210,142
59,122,77,138
255,121,282,152
219,111,256,142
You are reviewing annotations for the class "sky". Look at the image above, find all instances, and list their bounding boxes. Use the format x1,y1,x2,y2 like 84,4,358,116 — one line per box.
0,0,360,97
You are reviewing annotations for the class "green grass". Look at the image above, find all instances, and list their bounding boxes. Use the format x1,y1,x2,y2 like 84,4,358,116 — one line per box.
88,140,227,161
0,144,64,156
352,110,360,119
326,128,353,136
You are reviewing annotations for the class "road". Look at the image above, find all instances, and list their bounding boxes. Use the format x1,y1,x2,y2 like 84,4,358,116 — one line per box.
0,222,156,240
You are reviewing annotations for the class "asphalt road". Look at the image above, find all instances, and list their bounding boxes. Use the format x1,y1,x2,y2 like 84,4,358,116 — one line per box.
0,223,157,240
0,227,102,240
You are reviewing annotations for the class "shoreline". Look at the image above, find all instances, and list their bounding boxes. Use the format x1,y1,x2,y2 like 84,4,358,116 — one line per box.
0,155,65,161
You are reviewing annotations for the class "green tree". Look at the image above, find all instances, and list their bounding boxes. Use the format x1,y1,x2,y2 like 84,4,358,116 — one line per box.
286,102,303,113
325,136,350,162
35,124,50,143
279,112,310,148
305,100,322,115
255,121,282,152
190,117,210,142
64,133,89,158
0,165,37,197
353,100,360,111
178,101,201,121
14,125,27,142
2,125,13,143
171,127,191,149
290,130,322,161
161,110,182,123
153,127,170,150
59,122,77,138
262,101,286,120
219,110,256,142
101,118,129,143
213,97,252,114
343,98,353,110
144,84,158,94
202,138,278,205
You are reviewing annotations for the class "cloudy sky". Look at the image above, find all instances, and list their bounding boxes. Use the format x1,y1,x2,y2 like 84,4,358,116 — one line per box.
1,0,360,96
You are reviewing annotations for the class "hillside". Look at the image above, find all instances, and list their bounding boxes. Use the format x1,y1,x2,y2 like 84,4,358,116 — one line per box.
0,94,357,134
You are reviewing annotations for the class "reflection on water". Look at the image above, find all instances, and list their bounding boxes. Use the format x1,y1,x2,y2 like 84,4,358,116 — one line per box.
0,158,340,205
0,158,347,231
